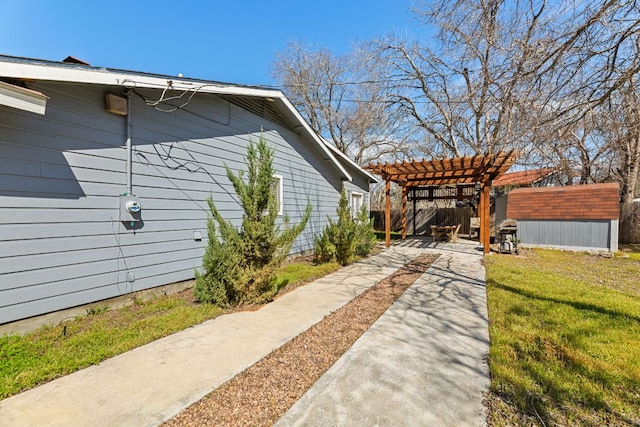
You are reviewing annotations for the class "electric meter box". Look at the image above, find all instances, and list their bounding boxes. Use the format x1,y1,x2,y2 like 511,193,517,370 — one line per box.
119,196,142,222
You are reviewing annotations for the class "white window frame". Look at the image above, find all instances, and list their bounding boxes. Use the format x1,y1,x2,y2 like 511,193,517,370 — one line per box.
272,174,283,216
350,191,363,219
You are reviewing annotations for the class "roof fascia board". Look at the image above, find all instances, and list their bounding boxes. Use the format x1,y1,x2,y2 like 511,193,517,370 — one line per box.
0,57,352,182
322,139,379,183
0,60,279,98
0,80,48,115
275,97,351,182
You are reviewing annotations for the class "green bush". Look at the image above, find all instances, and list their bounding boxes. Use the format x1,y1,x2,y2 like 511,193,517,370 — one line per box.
331,189,357,265
355,204,377,257
193,206,245,306
194,136,311,306
314,224,337,263
315,188,376,265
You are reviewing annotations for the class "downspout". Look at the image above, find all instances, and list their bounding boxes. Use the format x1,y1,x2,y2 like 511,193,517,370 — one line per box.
126,94,133,195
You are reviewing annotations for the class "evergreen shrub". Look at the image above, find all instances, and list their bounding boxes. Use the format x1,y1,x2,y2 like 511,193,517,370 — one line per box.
315,188,376,266
194,136,311,306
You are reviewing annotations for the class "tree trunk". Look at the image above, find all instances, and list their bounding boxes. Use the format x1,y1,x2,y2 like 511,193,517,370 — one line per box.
619,133,640,243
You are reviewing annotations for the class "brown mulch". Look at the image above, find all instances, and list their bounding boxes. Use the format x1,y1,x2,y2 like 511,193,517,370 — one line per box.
164,253,438,427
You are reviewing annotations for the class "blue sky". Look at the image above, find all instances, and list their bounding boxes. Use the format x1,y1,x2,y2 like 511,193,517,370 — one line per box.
1,0,415,87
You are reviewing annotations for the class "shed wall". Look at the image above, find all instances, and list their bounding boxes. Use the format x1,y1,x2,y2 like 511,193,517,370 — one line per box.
517,219,618,252
0,81,355,324
506,184,620,252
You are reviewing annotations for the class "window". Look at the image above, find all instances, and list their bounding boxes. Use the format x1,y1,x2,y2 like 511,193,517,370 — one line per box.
351,192,363,218
272,174,283,216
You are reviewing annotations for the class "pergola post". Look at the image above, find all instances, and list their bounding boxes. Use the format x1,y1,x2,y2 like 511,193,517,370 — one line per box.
385,177,391,248
478,185,485,243
482,180,491,253
401,186,407,240
412,189,417,236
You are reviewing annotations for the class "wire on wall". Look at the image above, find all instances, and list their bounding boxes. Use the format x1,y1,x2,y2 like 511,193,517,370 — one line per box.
122,80,232,126
119,79,251,209
111,217,133,294
135,146,239,211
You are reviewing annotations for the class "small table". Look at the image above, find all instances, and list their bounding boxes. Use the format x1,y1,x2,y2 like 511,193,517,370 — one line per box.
430,225,460,242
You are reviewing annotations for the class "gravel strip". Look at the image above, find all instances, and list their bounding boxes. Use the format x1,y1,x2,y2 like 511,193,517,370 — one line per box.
164,254,437,427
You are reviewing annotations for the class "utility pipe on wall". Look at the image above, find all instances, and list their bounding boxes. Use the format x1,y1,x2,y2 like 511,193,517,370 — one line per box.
126,94,133,195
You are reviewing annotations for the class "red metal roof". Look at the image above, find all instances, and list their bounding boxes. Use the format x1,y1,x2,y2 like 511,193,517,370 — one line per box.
507,182,620,220
493,168,556,187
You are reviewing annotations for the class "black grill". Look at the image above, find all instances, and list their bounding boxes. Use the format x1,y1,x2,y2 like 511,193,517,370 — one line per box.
499,219,518,232
497,219,518,254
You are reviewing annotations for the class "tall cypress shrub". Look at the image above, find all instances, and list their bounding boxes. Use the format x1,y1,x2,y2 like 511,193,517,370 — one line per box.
315,188,377,265
315,188,357,266
194,135,311,306
355,203,377,257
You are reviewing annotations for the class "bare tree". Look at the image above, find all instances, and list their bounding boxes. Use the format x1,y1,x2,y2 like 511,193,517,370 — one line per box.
552,77,640,241
375,0,553,157
538,112,613,184
614,79,640,206
603,77,640,241
272,2,640,240
271,41,414,164
375,0,640,159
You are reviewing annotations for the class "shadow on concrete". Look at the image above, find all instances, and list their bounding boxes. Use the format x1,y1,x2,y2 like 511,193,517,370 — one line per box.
277,239,491,426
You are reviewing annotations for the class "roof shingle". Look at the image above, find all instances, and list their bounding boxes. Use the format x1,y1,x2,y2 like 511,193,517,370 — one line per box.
493,168,557,187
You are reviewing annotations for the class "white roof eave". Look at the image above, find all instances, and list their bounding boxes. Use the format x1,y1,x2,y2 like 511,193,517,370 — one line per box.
0,57,352,182
274,97,352,182
0,80,48,115
0,59,280,98
321,140,379,183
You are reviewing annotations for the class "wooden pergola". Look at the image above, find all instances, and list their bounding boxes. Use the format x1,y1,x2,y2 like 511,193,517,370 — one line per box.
365,151,518,254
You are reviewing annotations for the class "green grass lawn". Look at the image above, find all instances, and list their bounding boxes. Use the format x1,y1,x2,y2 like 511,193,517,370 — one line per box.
0,259,340,399
485,248,640,426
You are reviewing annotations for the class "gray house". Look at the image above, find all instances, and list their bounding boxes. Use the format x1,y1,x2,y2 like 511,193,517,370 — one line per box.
0,55,375,327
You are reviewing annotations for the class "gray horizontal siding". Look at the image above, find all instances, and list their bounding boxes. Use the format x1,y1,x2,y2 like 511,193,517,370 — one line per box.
0,267,198,326
518,219,616,251
0,81,344,324
0,220,207,243
1,229,207,258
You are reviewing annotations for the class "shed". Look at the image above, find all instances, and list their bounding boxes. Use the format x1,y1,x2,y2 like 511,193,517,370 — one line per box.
506,183,620,252
0,55,375,327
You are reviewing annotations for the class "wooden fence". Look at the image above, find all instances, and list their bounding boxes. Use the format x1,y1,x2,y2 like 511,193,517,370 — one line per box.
372,202,639,243
371,207,473,236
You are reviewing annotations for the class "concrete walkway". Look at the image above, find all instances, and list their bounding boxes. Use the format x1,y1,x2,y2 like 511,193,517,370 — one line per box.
0,245,428,427
276,239,490,426
0,239,490,427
